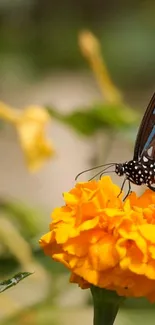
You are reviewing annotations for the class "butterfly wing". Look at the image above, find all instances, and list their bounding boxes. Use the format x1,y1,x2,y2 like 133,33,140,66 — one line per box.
133,92,155,160
140,138,155,163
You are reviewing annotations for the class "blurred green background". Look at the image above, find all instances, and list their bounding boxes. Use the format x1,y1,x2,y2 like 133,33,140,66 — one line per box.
1,0,155,88
1,1,155,324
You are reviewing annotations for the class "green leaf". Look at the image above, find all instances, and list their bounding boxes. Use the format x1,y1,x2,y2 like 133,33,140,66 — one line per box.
47,106,100,135
0,272,33,293
90,103,139,129
47,103,139,136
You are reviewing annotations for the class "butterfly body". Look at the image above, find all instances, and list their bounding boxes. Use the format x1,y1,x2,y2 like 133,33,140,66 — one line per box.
115,157,155,189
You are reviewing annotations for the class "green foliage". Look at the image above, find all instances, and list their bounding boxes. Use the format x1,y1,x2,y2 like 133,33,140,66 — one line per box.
122,297,155,309
0,200,45,240
117,297,155,325
47,103,139,136
117,307,155,325
0,257,19,277
0,200,47,277
0,272,32,293
1,3,155,89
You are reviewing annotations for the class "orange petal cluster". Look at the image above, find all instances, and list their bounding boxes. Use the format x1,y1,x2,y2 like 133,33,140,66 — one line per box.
39,176,155,302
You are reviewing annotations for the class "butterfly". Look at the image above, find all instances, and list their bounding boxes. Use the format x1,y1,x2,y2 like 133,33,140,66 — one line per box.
75,92,155,199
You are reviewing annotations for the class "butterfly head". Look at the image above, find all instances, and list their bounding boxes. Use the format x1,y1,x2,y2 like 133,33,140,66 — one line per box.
115,163,125,176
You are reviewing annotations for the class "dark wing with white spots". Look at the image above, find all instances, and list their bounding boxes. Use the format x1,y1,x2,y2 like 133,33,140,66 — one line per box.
133,92,155,160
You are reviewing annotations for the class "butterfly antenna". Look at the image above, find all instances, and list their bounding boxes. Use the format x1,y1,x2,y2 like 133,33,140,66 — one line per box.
99,170,115,179
89,166,116,181
75,163,116,181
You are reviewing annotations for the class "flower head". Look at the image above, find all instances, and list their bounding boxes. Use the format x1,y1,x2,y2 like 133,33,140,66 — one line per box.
0,102,54,171
40,176,155,302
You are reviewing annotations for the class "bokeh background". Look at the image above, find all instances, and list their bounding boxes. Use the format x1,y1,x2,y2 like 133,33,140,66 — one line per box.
1,1,155,324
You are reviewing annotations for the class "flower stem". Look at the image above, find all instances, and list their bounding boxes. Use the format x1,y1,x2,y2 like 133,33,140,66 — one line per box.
91,286,125,325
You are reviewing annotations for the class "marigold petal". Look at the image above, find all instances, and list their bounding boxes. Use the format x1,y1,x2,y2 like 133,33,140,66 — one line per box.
88,236,119,271
63,233,89,256
115,238,127,259
39,231,54,245
55,224,79,243
139,224,155,243
63,192,79,205
52,252,70,268
70,273,90,289
79,216,99,231
145,262,155,279
149,246,155,259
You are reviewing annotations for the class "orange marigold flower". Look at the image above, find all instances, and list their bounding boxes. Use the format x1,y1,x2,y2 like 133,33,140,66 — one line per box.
39,176,155,302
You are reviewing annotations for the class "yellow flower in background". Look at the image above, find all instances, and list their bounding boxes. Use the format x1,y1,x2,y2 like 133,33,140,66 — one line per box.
16,105,54,171
40,176,155,302
79,30,122,104
0,102,54,171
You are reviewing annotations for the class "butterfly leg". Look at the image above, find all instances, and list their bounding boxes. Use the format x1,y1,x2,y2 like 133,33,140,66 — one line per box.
148,184,155,192
123,180,131,201
117,178,126,198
